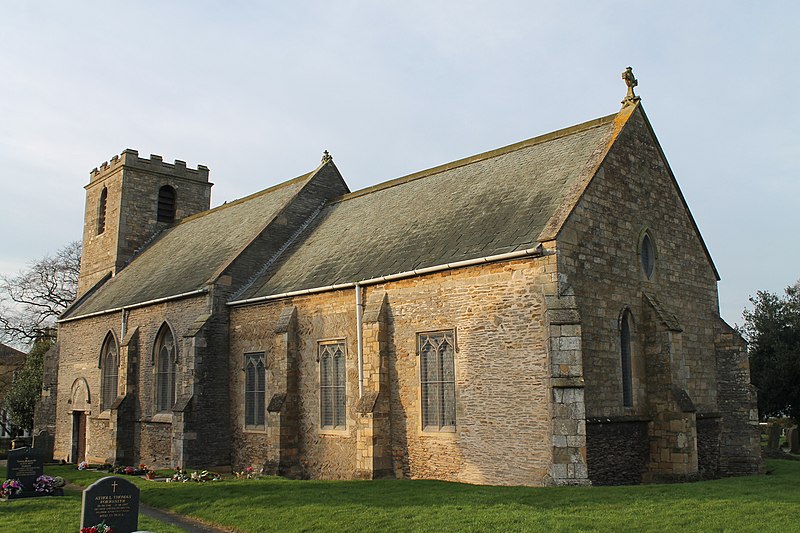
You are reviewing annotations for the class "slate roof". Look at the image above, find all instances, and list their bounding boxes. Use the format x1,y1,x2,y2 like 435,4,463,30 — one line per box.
245,113,618,298
64,172,313,318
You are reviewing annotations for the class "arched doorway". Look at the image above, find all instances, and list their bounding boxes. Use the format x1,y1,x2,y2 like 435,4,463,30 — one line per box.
70,378,91,463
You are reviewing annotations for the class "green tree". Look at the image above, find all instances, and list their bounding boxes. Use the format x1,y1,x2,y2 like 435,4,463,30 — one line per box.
742,281,800,423
2,338,52,432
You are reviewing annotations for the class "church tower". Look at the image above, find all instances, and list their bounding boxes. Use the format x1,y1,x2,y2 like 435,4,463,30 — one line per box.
77,149,212,295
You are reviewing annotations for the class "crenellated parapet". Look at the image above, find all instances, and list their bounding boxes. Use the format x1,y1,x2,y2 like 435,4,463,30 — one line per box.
89,149,209,184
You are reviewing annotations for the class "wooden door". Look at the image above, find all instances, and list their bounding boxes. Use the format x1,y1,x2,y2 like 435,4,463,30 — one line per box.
72,411,86,463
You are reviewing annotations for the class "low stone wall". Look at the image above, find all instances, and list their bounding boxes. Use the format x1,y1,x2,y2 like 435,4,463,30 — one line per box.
586,419,649,485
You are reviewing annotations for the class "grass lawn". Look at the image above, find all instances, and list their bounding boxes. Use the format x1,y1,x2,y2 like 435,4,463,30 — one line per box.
2,460,799,532
0,485,184,532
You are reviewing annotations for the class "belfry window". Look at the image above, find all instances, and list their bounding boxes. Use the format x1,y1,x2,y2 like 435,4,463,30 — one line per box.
620,310,634,408
319,341,346,429
100,333,118,411
419,330,456,431
97,187,108,235
157,185,176,223
244,353,266,428
155,324,177,412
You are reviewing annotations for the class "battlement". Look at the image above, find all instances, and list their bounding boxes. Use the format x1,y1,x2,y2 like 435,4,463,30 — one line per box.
89,149,210,183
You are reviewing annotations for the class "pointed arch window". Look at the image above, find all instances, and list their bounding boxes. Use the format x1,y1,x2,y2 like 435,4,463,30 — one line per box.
97,187,108,235
157,185,176,223
244,353,266,428
620,310,634,408
319,341,346,429
419,330,456,431
641,232,655,279
100,333,119,411
155,324,177,412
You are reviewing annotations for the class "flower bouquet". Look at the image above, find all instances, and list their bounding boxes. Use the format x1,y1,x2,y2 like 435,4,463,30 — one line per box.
80,521,113,533
190,469,221,482
33,474,56,494
1,479,23,500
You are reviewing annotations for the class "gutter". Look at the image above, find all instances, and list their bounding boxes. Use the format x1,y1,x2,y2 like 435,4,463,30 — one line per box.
227,243,547,307
58,288,209,323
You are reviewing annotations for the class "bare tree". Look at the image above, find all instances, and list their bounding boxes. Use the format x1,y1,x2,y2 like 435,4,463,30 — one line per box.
0,241,80,345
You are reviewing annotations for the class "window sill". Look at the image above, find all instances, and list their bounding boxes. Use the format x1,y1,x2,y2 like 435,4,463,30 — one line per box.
243,426,267,434
150,413,174,424
319,427,349,436
420,427,458,438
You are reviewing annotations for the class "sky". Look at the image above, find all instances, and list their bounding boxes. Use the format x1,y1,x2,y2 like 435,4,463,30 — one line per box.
0,1,797,326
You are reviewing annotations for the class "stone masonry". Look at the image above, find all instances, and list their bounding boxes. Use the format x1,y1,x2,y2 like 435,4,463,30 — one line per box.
554,104,761,482
78,150,211,295
230,257,558,486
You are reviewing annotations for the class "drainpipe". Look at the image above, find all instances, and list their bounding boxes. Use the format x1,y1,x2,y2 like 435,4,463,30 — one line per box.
355,283,364,399
120,309,127,341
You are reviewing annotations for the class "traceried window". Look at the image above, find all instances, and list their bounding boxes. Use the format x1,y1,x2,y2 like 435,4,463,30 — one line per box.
641,232,655,279
419,330,456,431
100,333,118,411
244,353,266,428
157,185,176,223
97,187,108,235
620,310,634,408
319,341,346,429
155,324,177,412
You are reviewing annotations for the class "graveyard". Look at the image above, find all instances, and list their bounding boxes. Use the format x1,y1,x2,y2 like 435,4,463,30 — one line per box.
1,456,799,532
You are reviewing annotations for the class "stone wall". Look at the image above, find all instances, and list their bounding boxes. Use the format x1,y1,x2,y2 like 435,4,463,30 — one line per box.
558,106,722,420
714,320,763,476
586,419,649,485
556,105,741,480
697,415,721,479
230,256,560,486
54,294,221,467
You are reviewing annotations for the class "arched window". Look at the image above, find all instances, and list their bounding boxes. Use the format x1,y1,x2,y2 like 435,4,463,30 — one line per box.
157,185,176,223
154,324,177,412
620,310,634,408
100,333,119,411
97,187,108,234
419,330,456,430
640,232,655,279
244,353,266,428
319,341,346,429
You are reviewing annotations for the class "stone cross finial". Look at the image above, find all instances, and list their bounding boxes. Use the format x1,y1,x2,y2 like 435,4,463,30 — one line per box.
621,66,641,105
321,150,332,163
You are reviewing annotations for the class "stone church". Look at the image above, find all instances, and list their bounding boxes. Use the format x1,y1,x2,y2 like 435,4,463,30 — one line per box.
44,78,762,486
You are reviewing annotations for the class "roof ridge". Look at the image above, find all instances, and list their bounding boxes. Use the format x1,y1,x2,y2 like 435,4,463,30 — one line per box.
330,111,619,204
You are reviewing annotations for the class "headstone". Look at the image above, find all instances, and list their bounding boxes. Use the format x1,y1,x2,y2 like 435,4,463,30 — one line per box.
7,447,44,494
767,423,781,449
788,426,800,454
81,476,140,533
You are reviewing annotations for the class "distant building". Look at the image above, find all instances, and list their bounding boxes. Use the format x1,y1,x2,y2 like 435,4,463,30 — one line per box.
45,83,762,485
0,342,28,439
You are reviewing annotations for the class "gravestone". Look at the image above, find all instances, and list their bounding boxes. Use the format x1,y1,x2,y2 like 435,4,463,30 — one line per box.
767,423,781,449
788,426,799,454
7,447,44,494
81,476,140,533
